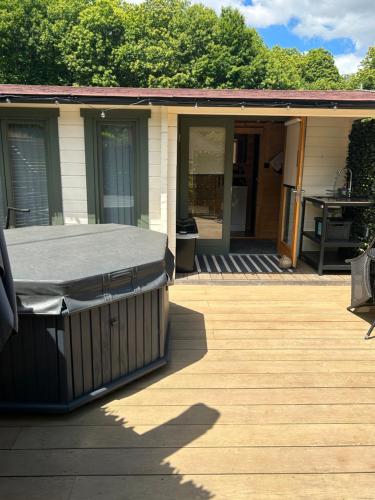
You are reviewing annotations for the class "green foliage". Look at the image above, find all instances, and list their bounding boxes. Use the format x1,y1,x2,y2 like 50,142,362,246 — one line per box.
0,0,367,90
0,0,55,84
301,49,342,88
261,47,303,89
346,119,375,241
347,47,375,90
61,0,127,86
261,47,345,90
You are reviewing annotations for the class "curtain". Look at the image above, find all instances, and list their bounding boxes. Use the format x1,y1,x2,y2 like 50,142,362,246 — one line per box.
100,124,135,225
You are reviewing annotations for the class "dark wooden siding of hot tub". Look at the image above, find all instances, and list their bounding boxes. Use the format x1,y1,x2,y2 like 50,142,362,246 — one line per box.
65,287,168,401
0,286,169,410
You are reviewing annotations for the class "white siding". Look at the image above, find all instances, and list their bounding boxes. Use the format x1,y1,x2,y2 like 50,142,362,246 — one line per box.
147,106,163,232
167,111,178,255
301,117,353,243
58,107,88,224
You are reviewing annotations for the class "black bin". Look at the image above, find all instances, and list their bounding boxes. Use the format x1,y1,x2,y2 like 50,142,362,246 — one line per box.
315,217,352,241
176,218,199,272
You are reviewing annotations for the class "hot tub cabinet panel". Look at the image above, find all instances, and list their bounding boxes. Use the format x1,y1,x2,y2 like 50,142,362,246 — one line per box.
0,287,169,412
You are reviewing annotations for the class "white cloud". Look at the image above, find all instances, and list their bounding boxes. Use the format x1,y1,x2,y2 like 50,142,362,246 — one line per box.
216,0,374,74
129,0,375,74
195,0,374,49
334,53,363,75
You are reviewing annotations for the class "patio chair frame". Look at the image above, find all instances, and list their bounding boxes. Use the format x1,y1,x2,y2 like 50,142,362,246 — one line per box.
347,235,375,339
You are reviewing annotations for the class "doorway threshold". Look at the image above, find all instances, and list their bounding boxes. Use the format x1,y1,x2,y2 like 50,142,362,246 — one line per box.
194,253,292,274
175,258,351,286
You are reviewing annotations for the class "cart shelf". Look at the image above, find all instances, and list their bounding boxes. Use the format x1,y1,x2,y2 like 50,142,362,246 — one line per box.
299,196,373,275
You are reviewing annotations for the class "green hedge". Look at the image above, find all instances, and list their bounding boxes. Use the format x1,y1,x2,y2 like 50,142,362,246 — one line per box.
346,118,375,243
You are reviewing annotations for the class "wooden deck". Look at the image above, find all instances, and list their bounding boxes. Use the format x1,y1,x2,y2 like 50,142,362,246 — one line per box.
1,284,375,499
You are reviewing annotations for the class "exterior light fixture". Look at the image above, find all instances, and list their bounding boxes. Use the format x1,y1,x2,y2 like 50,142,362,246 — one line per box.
5,98,11,103
241,103,245,110
148,100,152,106
195,102,198,109
54,99,59,105
100,110,106,119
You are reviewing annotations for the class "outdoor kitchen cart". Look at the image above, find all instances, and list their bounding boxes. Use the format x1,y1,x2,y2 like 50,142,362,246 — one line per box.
299,195,373,275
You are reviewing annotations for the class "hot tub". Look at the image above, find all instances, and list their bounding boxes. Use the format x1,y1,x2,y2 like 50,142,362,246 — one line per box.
0,224,174,412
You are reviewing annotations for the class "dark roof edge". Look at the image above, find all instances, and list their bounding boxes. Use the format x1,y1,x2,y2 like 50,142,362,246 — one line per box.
1,93,375,109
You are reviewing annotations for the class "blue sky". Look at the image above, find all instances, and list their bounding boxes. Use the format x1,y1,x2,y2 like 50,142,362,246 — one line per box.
259,24,356,58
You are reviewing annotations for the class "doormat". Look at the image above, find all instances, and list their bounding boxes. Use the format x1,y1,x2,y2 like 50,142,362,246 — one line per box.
194,254,294,274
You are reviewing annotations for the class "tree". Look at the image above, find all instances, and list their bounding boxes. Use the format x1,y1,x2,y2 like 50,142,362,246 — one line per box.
114,0,219,87
348,47,375,90
301,48,342,89
0,0,362,91
261,47,303,89
0,0,87,84
60,0,127,86
192,7,267,89
115,2,266,88
0,0,54,84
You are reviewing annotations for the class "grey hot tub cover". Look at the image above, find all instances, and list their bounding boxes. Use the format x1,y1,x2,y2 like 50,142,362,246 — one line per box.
0,227,17,350
5,224,174,315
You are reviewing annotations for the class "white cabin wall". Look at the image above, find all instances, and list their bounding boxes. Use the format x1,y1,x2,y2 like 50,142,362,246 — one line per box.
167,110,178,256
58,106,88,224
301,117,353,249
147,106,162,232
147,106,178,255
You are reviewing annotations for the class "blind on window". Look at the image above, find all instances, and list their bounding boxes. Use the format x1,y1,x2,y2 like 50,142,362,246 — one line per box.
7,123,49,227
100,124,135,225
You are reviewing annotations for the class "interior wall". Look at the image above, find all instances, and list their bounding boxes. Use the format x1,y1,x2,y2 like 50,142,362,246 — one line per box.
255,122,285,240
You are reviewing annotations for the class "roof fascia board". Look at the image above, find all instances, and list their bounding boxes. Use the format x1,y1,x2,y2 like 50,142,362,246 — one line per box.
1,94,375,110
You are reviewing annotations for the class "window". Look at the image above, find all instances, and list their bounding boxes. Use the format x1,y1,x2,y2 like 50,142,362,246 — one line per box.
0,109,63,228
81,109,150,228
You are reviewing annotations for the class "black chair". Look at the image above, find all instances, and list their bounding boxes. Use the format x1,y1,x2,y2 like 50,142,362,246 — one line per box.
5,207,30,229
347,237,375,339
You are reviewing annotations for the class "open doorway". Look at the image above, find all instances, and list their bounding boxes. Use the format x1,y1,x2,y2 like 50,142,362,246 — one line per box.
230,120,286,254
177,115,304,269
231,132,260,238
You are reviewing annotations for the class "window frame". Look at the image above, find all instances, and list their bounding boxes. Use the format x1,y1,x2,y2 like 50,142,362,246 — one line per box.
81,109,150,228
0,107,63,227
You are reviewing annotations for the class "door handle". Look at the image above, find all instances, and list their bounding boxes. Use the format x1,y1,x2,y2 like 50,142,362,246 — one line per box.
292,189,305,202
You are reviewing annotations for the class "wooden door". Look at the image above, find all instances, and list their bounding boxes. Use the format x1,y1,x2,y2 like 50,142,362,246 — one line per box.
277,117,306,266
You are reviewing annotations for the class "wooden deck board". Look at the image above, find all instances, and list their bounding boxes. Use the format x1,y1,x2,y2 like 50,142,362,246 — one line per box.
1,284,374,499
